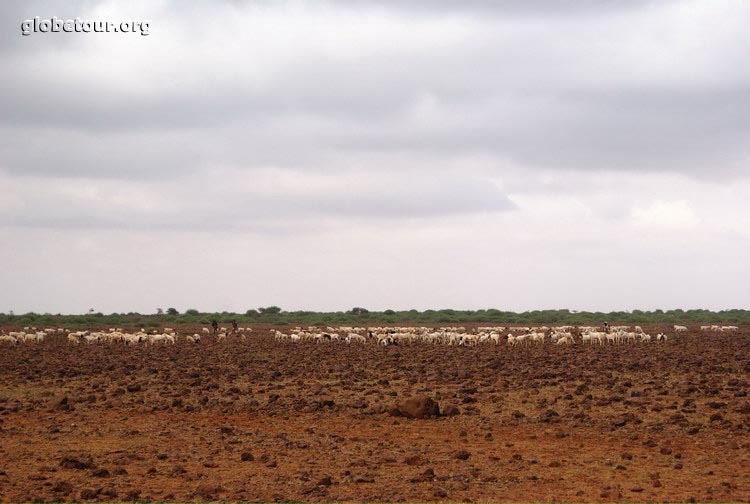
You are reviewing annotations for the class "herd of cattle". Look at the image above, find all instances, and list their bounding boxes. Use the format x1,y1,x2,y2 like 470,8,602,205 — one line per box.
0,323,741,347
0,325,253,346
272,325,675,346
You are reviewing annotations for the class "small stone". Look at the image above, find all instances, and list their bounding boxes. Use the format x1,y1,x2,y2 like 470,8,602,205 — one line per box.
404,455,423,466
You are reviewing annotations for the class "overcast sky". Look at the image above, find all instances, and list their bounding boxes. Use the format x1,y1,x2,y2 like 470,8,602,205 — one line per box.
1,0,749,314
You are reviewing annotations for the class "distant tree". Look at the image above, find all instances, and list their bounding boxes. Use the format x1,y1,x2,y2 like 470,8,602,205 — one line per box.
246,309,259,317
348,307,369,315
156,308,164,315
166,307,179,315
258,306,282,315
384,309,396,316
185,309,199,316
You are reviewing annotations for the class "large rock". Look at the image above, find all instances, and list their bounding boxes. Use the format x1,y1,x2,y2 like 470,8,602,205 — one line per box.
390,396,440,419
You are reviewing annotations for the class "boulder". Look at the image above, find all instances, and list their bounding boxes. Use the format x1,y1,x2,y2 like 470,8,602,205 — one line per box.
389,396,440,419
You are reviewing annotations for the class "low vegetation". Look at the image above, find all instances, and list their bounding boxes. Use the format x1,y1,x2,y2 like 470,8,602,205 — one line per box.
2,307,749,330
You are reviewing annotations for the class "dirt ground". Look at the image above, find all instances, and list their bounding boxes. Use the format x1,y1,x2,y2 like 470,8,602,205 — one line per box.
1,324,750,502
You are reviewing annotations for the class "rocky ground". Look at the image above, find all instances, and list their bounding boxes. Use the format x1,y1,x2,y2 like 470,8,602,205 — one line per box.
1,324,749,502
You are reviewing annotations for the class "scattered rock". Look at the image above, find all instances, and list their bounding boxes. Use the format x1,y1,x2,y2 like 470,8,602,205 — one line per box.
125,490,141,500
452,450,471,460
100,487,118,498
540,409,560,423
60,457,94,470
171,465,187,476
441,404,460,416
195,483,224,499
48,395,74,412
612,413,641,428
51,481,74,494
316,475,333,486
404,455,424,466
410,468,435,483
79,488,100,499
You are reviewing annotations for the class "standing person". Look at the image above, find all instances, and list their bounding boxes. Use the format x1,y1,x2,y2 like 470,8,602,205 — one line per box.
231,320,238,334
603,321,610,334
211,319,218,335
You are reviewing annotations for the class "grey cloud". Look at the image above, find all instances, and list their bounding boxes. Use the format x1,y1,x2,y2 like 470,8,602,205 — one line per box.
0,171,514,231
0,126,215,179
1,0,747,183
323,0,668,17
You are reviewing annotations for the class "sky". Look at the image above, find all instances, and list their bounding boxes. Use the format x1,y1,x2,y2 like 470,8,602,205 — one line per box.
1,0,749,314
